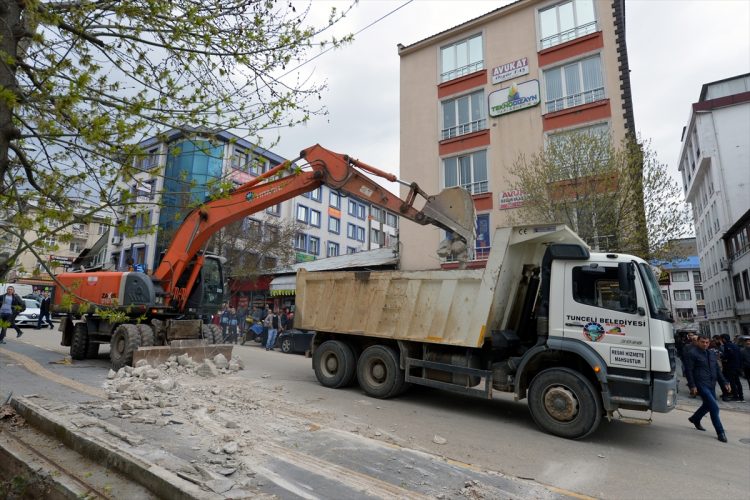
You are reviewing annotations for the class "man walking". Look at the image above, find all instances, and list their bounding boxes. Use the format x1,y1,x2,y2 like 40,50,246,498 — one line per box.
684,335,731,442
37,290,54,330
0,286,26,343
264,307,278,351
719,334,744,402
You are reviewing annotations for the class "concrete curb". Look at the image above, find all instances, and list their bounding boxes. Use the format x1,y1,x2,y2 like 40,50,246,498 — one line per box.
10,396,217,500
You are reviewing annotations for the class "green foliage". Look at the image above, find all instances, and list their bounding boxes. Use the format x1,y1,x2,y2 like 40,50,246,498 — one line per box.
508,132,691,260
0,0,355,280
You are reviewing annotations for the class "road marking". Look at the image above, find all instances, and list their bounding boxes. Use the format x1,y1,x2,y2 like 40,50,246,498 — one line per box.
0,349,105,399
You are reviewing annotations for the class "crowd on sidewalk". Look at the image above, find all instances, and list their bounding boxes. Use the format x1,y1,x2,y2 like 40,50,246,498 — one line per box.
0,287,55,344
211,303,294,351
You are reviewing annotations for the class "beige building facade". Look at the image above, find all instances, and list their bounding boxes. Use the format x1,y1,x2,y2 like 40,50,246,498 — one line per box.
398,0,634,270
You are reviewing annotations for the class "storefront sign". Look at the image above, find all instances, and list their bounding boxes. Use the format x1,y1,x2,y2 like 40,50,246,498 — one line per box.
488,80,540,117
49,255,74,266
498,190,528,210
491,57,529,85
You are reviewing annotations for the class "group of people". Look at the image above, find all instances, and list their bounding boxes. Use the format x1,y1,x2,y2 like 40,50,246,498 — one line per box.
213,302,294,350
0,286,54,344
678,332,749,443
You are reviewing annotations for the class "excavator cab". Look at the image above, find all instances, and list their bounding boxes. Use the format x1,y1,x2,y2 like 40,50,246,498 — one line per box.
177,255,226,315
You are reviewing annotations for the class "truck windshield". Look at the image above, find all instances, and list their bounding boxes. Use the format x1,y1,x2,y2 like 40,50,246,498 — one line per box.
638,263,672,322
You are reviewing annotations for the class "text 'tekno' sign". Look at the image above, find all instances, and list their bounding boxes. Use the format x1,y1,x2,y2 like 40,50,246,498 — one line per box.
488,80,540,117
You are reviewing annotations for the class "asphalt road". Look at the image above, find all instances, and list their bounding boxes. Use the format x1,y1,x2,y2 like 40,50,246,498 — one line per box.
2,328,750,499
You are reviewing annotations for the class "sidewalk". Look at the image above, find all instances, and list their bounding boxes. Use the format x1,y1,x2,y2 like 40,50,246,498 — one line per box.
675,358,749,413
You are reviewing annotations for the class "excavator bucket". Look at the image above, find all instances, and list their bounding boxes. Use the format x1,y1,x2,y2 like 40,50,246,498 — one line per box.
421,187,476,243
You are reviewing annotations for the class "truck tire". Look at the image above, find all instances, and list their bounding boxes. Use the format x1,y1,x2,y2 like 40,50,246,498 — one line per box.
313,340,356,388
357,345,405,399
280,338,293,353
202,324,222,344
70,323,89,360
110,324,141,370
528,367,602,439
137,324,155,347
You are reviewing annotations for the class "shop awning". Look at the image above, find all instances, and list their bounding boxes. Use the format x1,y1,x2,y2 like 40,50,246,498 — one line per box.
269,275,296,296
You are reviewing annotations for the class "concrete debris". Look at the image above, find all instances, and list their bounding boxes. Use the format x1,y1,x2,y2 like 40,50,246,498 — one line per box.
205,478,235,494
216,467,237,476
433,435,448,445
177,354,193,367
224,488,254,499
223,441,239,454
213,353,229,369
196,360,219,378
107,369,117,379
153,378,175,393
135,359,150,368
146,369,160,379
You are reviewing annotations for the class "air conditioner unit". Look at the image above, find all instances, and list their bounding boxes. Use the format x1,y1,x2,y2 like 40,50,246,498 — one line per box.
719,258,729,271
111,235,122,246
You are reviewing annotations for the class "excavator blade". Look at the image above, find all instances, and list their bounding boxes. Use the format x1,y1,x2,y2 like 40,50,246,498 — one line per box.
422,187,476,242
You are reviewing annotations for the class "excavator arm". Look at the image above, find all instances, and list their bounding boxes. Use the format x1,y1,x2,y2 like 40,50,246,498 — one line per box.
154,144,476,310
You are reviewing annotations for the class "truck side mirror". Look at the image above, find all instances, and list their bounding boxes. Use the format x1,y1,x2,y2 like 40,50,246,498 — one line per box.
618,262,636,313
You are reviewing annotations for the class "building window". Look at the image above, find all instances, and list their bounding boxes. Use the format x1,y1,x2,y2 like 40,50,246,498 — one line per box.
441,90,486,140
538,0,597,50
296,205,309,224
249,155,269,176
294,233,307,251
347,200,367,220
543,55,604,113
695,289,704,301
676,308,694,320
347,246,358,254
733,274,745,302
328,216,340,234
440,33,483,82
386,213,398,228
693,270,702,284
231,148,249,171
266,204,280,216
743,270,750,301
309,236,320,256
671,271,689,283
347,223,365,242
327,241,339,258
310,209,321,228
443,150,488,195
674,289,692,301
348,200,357,217
310,187,322,202
371,228,384,246
329,191,340,209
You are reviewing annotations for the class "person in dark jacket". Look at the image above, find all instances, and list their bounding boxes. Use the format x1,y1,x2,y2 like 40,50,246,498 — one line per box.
719,334,744,402
0,286,26,343
684,335,731,442
36,290,54,329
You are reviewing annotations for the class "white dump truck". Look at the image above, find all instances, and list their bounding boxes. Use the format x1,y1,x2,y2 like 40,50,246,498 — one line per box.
296,224,677,439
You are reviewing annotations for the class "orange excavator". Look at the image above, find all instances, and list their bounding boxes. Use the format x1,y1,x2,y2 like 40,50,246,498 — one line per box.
54,144,476,368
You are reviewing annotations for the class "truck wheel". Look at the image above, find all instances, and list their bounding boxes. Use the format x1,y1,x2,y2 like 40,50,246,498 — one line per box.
528,367,602,439
313,340,356,388
70,323,89,360
110,324,141,370
136,324,155,347
357,345,405,399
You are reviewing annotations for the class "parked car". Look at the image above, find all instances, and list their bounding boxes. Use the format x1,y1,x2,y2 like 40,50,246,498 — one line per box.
277,329,314,354
14,299,41,327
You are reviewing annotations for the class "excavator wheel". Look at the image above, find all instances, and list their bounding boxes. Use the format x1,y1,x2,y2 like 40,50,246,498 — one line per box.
70,323,89,360
202,324,222,344
136,323,156,347
110,324,142,370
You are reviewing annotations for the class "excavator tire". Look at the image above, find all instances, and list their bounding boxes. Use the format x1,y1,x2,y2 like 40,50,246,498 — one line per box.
70,323,89,360
136,324,155,347
110,324,141,370
203,324,222,344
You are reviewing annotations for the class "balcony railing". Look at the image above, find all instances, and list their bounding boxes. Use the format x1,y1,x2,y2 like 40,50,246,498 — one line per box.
545,87,605,113
540,21,598,50
441,118,487,140
440,61,484,83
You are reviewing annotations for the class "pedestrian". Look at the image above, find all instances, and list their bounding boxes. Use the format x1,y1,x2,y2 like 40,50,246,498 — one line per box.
719,334,744,402
224,307,238,344
219,303,231,338
280,307,290,332
264,307,278,351
741,338,750,383
37,290,54,330
684,335,731,442
0,286,26,343
236,301,248,343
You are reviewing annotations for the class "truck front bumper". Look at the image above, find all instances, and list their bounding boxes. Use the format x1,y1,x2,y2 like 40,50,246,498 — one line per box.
652,371,678,413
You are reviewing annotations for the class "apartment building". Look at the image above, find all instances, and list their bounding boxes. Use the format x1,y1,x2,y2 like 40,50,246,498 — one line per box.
397,0,634,270
110,128,399,275
657,239,704,334
678,73,750,336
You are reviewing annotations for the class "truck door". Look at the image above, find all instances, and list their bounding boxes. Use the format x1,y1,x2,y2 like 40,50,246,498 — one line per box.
562,261,650,372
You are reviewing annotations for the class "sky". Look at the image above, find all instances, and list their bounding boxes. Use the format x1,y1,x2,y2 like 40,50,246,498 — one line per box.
262,0,750,194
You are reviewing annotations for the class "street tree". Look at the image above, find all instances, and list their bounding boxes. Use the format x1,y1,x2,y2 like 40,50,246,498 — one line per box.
508,131,691,261
0,0,354,279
